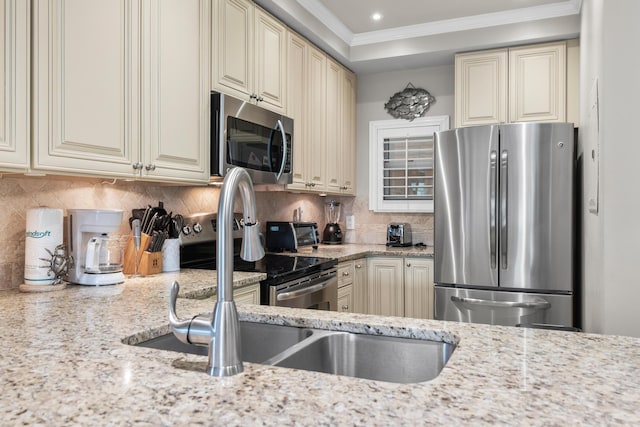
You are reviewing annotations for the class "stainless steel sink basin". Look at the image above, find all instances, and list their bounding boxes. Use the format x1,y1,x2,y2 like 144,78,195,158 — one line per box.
271,331,454,384
135,321,455,383
137,321,314,363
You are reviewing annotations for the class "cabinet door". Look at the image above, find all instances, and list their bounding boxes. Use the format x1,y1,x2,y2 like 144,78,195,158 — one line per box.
32,0,140,177
404,258,434,319
337,261,355,288
338,284,353,313
367,257,404,317
353,258,367,314
455,49,508,128
234,284,260,305
142,0,210,183
508,41,566,123
254,8,286,113
340,69,357,194
286,32,308,191
212,0,253,100
306,45,327,190
325,58,342,193
0,0,29,171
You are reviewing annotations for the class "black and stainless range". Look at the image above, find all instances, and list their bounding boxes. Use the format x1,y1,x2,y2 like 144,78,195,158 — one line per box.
179,213,338,311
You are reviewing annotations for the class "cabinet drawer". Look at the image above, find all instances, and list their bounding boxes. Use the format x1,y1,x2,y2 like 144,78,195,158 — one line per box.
337,261,355,287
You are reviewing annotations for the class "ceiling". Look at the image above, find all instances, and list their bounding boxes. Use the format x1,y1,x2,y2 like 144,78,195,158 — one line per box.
254,0,582,74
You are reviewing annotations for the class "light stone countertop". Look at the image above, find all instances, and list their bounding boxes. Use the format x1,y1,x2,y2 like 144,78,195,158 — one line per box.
280,243,434,262
1,268,640,426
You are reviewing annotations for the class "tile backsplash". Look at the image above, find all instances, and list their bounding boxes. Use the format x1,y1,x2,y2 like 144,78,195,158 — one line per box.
0,175,433,290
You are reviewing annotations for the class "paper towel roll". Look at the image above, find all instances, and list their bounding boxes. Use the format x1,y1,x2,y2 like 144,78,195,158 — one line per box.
24,208,64,286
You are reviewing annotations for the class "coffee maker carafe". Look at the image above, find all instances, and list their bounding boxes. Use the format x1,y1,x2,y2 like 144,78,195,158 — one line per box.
322,201,342,244
67,209,125,286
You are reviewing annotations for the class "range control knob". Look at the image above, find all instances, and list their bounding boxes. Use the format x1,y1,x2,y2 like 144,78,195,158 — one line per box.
182,225,192,236
193,223,203,234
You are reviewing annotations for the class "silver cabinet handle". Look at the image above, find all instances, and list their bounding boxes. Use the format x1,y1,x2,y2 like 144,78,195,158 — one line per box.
489,150,497,269
132,162,144,170
145,163,156,171
500,150,508,270
341,305,349,311
406,263,411,267
249,93,257,100
342,271,349,276
355,264,361,269
451,296,550,310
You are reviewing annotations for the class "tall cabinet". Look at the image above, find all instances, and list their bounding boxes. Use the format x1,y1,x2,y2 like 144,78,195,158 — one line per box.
32,0,210,183
0,0,29,172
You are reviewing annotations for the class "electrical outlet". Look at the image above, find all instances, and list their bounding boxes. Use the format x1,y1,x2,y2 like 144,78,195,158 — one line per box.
346,215,355,230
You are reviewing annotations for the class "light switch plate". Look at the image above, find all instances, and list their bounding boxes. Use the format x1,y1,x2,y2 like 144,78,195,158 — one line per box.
346,215,355,230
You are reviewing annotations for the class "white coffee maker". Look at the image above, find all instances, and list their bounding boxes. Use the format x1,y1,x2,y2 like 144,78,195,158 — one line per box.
67,209,125,286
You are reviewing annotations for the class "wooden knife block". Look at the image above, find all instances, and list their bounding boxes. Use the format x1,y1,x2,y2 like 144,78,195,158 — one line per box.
139,251,162,275
123,233,151,275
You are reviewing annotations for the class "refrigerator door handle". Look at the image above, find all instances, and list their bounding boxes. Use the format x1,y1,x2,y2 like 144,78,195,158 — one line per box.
451,296,551,310
500,150,509,270
489,151,498,269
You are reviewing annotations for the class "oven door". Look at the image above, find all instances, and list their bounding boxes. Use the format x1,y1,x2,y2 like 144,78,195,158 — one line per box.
266,269,338,311
211,92,293,184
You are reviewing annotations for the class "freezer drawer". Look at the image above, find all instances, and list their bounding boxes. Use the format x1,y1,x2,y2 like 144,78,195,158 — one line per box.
434,286,573,327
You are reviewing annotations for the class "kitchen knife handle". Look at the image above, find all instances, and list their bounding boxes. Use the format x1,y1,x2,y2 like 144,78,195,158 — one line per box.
500,150,508,270
489,151,497,269
132,219,141,250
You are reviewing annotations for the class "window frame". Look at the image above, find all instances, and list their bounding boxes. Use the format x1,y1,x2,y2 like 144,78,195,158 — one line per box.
368,116,449,213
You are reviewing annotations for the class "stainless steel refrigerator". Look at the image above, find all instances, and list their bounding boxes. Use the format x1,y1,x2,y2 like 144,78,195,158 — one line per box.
433,122,576,328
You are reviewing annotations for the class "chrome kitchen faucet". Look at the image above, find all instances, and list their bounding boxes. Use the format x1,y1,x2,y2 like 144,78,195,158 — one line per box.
169,167,265,376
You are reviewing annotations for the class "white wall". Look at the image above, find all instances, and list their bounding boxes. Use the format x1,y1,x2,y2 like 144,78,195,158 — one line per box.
581,0,640,337
355,65,454,197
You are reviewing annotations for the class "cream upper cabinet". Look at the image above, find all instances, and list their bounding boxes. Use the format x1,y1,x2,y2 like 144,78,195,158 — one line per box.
212,0,286,114
0,0,29,172
367,257,404,317
325,58,342,193
454,49,508,128
404,257,433,319
285,32,311,191
340,70,357,195
32,0,210,183
508,42,566,123
455,40,574,127
287,39,326,191
141,0,210,183
33,0,140,177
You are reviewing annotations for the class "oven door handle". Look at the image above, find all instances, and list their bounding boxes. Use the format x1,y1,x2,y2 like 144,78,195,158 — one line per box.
276,281,331,302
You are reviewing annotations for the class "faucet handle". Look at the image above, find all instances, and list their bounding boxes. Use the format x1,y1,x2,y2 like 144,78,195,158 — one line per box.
169,281,213,346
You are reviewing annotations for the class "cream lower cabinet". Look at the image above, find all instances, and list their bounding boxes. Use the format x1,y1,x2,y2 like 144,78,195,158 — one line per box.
212,0,287,114
367,256,433,319
337,259,367,313
455,40,575,128
234,284,260,305
404,257,434,319
0,0,29,172
367,257,404,317
32,0,210,184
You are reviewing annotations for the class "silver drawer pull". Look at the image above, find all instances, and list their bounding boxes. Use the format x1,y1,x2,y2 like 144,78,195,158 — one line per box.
451,296,550,310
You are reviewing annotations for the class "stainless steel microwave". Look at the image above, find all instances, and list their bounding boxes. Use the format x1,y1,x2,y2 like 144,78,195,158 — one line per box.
210,92,293,184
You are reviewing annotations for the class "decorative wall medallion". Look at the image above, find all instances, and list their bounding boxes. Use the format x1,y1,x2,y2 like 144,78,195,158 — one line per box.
384,83,436,121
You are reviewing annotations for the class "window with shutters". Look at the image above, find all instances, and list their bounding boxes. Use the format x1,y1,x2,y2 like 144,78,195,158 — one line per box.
369,116,449,212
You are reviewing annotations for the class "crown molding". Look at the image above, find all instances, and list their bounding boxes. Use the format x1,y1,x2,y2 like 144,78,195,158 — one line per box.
296,0,582,47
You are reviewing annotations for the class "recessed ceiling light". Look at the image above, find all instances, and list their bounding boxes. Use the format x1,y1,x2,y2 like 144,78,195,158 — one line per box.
371,12,382,21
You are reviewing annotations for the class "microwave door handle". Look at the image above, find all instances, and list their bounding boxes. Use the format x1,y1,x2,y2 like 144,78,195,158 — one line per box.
272,119,287,182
